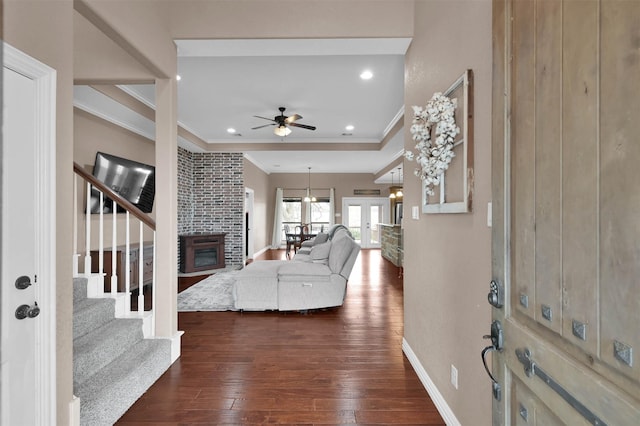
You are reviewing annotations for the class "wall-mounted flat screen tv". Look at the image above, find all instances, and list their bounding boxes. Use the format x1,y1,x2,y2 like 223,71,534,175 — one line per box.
90,152,155,214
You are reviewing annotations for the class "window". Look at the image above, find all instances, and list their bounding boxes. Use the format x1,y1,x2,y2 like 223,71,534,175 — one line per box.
281,197,302,240
310,197,330,234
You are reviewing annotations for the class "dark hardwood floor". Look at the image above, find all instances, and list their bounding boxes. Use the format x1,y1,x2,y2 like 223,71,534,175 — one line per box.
117,249,445,425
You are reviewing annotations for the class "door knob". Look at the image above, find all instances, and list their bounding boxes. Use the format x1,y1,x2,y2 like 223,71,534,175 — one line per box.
15,302,40,320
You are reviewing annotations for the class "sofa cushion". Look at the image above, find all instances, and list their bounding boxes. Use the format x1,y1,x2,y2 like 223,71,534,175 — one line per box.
278,261,332,277
300,231,329,249
328,234,354,274
314,232,329,244
310,241,331,264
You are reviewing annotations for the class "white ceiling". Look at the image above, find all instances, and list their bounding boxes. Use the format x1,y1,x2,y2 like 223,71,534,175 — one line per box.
73,38,410,182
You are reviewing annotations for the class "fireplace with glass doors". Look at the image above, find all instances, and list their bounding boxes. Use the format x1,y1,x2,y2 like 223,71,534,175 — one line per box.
179,233,226,273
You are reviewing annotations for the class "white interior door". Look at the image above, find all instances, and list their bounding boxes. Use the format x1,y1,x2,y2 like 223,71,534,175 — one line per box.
1,43,57,425
342,197,389,248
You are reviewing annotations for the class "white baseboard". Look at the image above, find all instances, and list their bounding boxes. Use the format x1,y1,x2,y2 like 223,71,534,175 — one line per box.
169,331,184,364
252,246,270,258
69,395,80,426
402,338,461,426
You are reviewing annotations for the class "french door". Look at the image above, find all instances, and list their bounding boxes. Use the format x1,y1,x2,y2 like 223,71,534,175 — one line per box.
341,197,389,248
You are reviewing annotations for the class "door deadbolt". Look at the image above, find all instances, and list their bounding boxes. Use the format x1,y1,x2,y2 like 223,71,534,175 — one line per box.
15,302,40,320
487,280,504,309
15,275,32,290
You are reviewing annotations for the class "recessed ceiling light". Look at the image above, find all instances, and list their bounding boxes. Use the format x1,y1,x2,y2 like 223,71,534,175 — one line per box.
227,128,236,134
360,70,373,80
345,125,355,131
176,74,182,81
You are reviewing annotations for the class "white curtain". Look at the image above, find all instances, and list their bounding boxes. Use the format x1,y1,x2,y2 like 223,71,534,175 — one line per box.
271,187,284,248
329,187,336,226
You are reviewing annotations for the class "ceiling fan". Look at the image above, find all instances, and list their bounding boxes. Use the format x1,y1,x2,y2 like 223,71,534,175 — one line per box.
252,107,317,137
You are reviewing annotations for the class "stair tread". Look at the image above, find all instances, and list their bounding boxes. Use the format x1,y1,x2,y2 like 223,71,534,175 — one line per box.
75,338,171,426
74,317,144,387
74,317,142,354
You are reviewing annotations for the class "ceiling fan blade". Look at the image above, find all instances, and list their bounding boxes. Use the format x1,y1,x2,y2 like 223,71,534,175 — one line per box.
253,115,276,122
252,123,276,130
285,114,302,124
289,122,316,131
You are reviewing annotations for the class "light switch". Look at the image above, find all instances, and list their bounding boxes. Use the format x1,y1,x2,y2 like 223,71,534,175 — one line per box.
412,205,420,220
487,202,492,227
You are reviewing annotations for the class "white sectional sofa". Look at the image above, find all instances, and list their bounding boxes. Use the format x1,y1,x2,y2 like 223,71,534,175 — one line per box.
233,225,360,311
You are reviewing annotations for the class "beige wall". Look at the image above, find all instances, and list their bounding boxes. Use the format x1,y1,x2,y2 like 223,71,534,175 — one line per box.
168,0,414,39
74,108,156,255
403,1,492,425
74,10,153,84
4,1,75,424
243,157,270,255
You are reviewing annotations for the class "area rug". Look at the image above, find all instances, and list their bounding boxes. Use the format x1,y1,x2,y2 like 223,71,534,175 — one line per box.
177,270,239,312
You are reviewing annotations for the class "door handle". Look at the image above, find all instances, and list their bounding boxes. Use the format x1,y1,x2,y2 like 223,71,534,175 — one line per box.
481,320,503,400
516,348,607,425
15,302,40,320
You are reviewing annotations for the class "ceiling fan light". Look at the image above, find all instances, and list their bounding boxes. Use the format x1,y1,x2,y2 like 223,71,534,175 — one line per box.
396,190,403,197
274,125,291,137
389,193,396,199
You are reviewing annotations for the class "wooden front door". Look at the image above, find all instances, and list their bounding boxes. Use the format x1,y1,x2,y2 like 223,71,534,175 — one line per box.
491,0,640,424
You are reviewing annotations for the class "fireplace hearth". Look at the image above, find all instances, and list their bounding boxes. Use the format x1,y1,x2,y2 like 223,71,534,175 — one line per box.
179,233,226,273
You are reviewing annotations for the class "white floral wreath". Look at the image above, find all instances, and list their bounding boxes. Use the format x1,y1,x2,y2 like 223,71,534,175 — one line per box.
404,92,460,196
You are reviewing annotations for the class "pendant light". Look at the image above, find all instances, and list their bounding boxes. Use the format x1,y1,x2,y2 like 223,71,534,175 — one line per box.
304,167,316,202
395,167,403,197
389,171,396,199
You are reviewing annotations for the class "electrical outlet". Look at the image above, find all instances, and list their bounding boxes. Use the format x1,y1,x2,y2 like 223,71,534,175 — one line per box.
451,365,458,389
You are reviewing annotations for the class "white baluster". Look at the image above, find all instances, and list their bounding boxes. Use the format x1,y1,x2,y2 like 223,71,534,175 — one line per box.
84,182,92,275
73,174,78,276
99,191,104,290
125,211,131,313
111,200,118,295
138,222,144,315
151,231,156,336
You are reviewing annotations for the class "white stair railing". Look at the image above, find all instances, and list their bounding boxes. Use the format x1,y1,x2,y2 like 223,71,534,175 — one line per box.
72,162,156,333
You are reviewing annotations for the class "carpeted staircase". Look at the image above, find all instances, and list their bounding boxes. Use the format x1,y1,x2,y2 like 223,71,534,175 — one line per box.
73,277,171,425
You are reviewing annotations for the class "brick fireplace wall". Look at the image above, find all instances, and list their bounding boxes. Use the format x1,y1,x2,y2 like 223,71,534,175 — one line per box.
177,147,194,267
178,147,194,236
177,149,244,267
